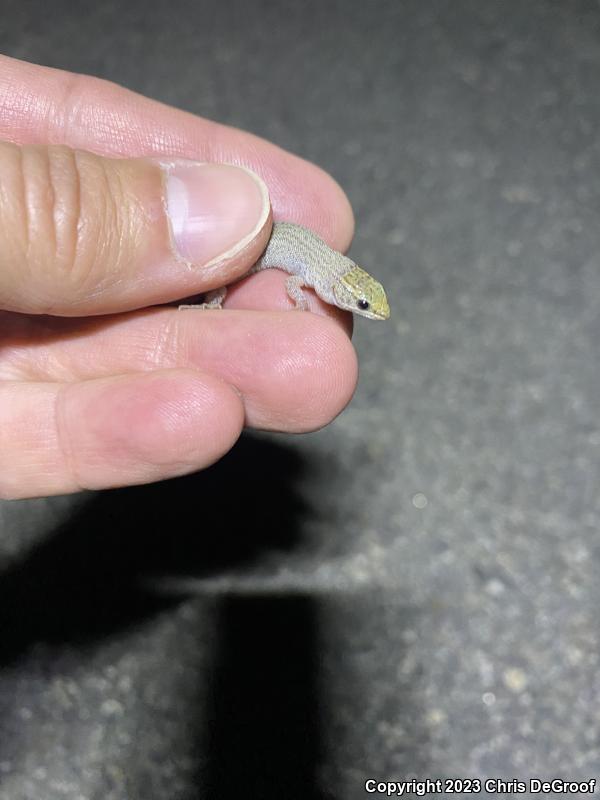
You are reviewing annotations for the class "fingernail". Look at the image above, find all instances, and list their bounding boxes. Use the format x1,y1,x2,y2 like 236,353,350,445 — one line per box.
163,162,270,267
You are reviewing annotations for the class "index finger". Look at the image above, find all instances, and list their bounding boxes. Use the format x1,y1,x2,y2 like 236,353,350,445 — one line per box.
0,55,354,250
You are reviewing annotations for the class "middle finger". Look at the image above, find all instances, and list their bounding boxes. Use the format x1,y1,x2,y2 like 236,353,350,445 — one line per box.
0,297,358,432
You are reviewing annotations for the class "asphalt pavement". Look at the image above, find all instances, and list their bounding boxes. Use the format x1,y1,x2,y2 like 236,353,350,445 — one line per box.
1,2,599,797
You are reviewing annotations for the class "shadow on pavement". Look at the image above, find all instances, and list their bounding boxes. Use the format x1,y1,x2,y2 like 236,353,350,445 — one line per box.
202,593,332,800
0,434,310,662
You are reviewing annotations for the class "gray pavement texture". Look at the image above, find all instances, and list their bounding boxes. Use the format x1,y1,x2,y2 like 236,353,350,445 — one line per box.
1,0,600,797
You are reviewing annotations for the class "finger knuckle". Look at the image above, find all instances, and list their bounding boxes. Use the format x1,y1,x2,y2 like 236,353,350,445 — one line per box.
0,142,125,309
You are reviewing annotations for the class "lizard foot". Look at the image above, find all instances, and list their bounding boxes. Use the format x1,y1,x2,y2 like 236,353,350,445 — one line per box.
178,286,227,311
285,275,309,311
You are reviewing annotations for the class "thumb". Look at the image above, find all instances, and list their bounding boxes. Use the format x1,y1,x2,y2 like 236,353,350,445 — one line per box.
0,141,271,315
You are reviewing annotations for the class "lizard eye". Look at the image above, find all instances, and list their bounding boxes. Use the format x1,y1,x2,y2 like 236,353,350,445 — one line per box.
357,299,370,311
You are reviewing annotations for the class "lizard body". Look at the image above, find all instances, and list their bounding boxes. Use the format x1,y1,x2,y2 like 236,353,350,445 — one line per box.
180,222,390,320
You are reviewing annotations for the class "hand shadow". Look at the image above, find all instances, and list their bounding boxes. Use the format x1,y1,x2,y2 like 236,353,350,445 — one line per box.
0,433,310,663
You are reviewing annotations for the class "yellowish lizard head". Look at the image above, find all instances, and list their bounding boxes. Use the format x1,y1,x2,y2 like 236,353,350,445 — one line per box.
333,266,390,320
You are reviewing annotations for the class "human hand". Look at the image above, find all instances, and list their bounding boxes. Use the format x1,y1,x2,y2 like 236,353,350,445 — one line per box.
0,56,358,499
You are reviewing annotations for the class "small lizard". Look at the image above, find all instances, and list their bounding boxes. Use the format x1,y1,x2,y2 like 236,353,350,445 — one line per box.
180,222,390,320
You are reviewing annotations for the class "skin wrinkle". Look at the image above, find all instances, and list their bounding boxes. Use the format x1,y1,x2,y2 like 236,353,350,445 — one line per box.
65,146,81,273
89,151,119,294
149,312,180,369
54,69,92,148
47,146,85,289
112,158,149,278
47,146,62,267
44,143,58,264
16,145,30,274
53,381,84,494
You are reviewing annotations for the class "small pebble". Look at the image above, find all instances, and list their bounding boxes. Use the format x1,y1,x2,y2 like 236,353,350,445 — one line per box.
412,492,428,509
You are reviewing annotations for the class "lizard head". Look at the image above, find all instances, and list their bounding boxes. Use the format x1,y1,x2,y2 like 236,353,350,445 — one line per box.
333,266,391,320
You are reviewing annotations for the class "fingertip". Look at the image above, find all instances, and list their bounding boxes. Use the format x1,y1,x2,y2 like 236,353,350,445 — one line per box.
0,369,246,498
281,313,359,431
66,368,246,486
178,309,359,432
